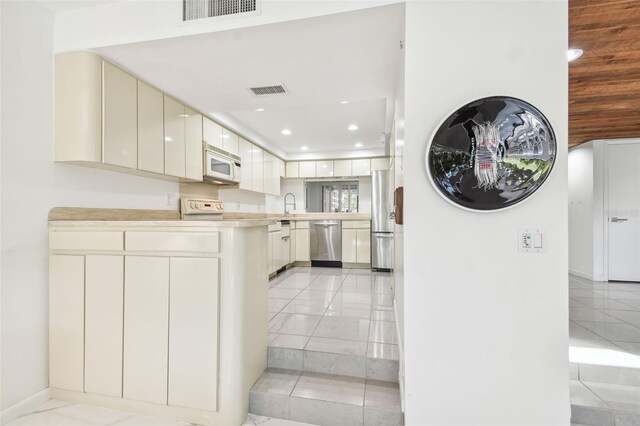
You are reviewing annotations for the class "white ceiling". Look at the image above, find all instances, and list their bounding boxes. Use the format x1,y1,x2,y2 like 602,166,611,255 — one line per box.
95,3,404,158
39,0,120,13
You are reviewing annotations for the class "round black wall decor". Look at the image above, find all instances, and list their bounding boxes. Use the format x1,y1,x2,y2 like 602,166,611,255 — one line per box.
426,96,556,211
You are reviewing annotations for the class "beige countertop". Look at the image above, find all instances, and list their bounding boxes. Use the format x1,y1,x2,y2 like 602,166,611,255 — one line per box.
48,207,370,227
49,219,275,228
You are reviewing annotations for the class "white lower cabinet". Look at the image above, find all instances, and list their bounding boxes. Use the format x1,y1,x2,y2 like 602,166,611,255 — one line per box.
123,256,169,404
294,227,310,262
50,225,266,425
342,221,371,264
268,230,282,273
85,255,124,397
169,257,219,411
49,255,85,392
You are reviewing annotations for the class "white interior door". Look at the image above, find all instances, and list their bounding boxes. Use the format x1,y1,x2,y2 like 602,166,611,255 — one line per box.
608,143,640,281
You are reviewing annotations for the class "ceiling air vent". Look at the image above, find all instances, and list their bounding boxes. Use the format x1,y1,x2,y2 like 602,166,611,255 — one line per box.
183,0,258,21
249,85,288,96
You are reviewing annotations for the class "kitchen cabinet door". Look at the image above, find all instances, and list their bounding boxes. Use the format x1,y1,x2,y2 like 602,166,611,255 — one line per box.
290,228,296,264
185,108,203,181
85,255,123,397
203,118,223,149
252,146,264,193
263,151,275,195
103,61,137,169
282,237,290,267
222,128,239,155
272,156,282,196
164,96,186,178
137,81,164,174
49,255,85,392
272,231,282,270
169,257,219,411
299,161,316,178
334,160,352,177
316,160,334,178
268,232,274,273
295,229,310,262
356,229,371,263
352,159,371,176
342,229,357,263
371,157,390,171
286,162,299,178
239,138,253,190
123,256,169,404
279,159,286,178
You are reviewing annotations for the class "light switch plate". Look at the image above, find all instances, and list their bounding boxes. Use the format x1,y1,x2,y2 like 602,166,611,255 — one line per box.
518,229,545,253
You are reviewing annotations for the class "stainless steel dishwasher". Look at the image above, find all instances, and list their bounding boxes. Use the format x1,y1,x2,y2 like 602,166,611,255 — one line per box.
309,220,342,266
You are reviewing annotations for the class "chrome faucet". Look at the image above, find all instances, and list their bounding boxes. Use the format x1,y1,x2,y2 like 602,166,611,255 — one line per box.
284,192,296,215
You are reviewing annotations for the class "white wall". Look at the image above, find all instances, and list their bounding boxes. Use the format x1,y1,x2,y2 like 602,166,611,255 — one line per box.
568,143,595,279
0,1,179,413
54,0,402,53
402,1,568,425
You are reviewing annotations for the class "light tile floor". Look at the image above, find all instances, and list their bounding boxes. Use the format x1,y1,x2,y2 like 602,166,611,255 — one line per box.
267,267,398,361
569,274,640,418
7,400,314,426
569,274,640,363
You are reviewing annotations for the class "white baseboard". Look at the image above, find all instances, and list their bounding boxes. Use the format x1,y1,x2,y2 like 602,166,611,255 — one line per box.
569,269,593,280
1,387,50,425
393,299,405,414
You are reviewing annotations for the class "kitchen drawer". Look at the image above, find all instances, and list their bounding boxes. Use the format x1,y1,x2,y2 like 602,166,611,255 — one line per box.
125,232,219,253
268,223,282,232
50,231,123,251
342,221,371,229
295,221,309,229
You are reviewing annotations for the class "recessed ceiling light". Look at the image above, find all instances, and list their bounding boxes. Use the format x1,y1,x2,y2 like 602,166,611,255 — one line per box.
300,146,309,151
348,124,359,131
340,100,350,104
255,108,265,112
567,48,583,62
281,129,292,136
355,143,364,148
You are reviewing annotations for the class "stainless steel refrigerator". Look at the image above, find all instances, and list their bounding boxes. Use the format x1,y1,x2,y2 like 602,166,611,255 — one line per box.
371,170,394,270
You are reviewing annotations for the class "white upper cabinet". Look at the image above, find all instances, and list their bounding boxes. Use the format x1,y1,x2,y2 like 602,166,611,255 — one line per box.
163,96,186,178
137,81,164,174
252,146,264,193
316,160,334,178
286,162,299,178
222,128,239,156
299,161,317,178
371,157,390,171
334,160,352,177
184,108,203,181
238,138,252,191
203,118,223,149
103,61,137,169
272,156,281,196
279,159,286,178
352,158,372,176
263,151,275,195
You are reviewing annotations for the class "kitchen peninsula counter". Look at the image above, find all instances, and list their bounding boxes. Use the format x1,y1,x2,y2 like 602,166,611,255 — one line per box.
48,208,268,426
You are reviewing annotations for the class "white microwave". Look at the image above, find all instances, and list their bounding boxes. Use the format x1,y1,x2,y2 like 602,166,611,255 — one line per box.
203,144,241,184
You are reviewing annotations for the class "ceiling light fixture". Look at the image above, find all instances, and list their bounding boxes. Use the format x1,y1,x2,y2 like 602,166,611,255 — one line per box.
255,108,265,112
348,124,359,131
567,48,583,62
355,143,364,148
281,129,292,136
340,100,350,104
300,146,309,151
